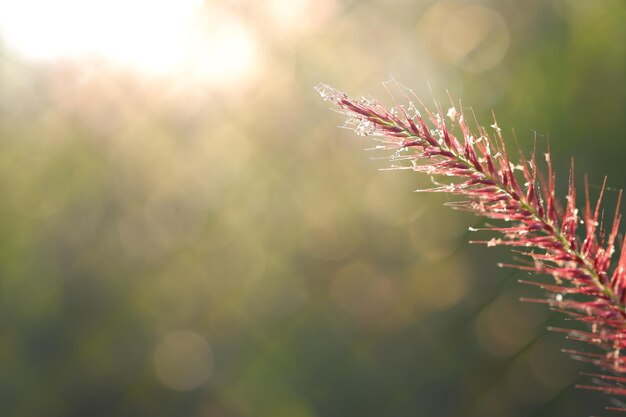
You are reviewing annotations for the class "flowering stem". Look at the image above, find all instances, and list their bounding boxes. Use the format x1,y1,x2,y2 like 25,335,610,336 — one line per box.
384,102,618,305
317,82,626,407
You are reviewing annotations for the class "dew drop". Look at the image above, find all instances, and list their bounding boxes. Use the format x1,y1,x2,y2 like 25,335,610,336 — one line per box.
487,238,500,247
407,102,421,119
355,119,375,136
315,83,345,103
447,106,457,121
359,97,376,107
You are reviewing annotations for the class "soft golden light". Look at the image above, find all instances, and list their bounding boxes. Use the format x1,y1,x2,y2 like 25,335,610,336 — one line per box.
266,0,337,37
0,1,259,84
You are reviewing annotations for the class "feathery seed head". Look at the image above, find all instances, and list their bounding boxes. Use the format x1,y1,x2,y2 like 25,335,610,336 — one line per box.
317,82,626,411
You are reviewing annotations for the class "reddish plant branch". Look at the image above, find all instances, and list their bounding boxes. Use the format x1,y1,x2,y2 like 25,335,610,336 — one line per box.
317,82,626,406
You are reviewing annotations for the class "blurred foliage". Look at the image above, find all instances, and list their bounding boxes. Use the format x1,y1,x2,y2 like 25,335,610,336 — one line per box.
0,0,624,416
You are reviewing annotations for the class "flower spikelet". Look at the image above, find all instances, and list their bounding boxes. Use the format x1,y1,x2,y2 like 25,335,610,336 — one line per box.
316,82,626,408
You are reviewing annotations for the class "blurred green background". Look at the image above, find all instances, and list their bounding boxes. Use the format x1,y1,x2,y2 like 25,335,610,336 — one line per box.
0,0,624,416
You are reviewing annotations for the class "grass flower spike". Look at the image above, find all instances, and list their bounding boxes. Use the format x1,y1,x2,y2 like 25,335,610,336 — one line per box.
316,82,626,412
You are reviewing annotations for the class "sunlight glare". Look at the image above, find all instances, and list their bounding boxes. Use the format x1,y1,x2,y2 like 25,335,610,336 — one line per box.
0,0,259,84
186,12,257,85
266,0,337,37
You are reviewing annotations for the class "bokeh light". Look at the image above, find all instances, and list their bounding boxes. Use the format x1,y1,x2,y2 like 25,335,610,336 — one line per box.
154,331,213,391
443,5,510,72
0,1,624,417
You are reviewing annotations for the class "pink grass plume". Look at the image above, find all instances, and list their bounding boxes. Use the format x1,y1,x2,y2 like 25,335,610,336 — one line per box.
316,81,626,412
